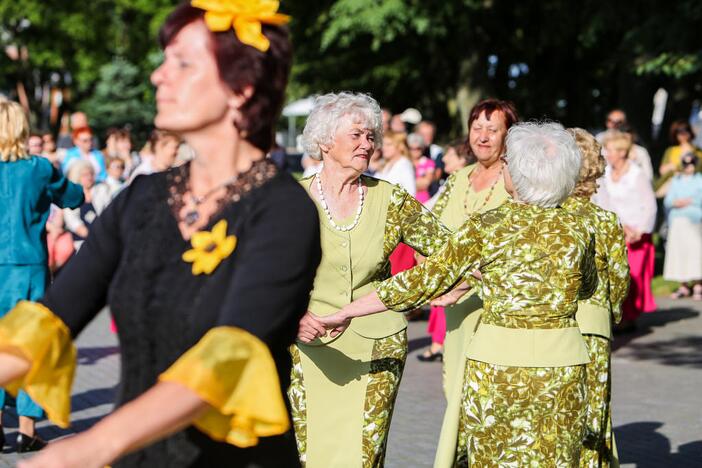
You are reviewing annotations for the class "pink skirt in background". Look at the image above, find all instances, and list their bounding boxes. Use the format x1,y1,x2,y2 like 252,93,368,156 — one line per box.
623,234,657,322
427,306,446,345
389,243,416,275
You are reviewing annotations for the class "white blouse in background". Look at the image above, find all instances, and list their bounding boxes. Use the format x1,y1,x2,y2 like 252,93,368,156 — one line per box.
376,157,416,196
593,162,657,234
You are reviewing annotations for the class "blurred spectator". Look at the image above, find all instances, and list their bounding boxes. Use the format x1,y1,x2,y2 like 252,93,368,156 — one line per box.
56,111,90,149
424,139,472,210
41,132,60,168
0,99,83,449
663,153,702,300
376,131,416,195
102,127,120,158
114,129,141,176
381,108,392,133
27,133,43,155
390,114,407,134
61,127,107,182
104,157,126,199
659,120,702,176
619,124,654,181
64,160,112,249
128,129,181,182
416,120,444,163
46,207,75,276
594,129,657,331
367,146,384,176
408,132,435,203
595,108,627,142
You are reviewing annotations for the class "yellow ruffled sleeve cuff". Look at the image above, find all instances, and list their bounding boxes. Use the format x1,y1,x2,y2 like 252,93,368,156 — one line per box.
159,326,289,448
0,300,76,428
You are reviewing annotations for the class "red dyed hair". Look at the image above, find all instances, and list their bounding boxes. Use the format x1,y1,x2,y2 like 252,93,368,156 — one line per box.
71,127,93,141
158,2,292,152
467,99,519,130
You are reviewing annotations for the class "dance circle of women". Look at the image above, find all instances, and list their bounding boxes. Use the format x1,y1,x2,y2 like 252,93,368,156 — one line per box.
317,122,626,466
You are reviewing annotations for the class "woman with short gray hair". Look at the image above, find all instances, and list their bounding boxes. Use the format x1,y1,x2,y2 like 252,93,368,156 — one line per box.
289,92,449,467
319,122,597,466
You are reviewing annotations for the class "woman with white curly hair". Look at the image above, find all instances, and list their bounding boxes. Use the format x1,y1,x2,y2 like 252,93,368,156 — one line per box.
290,92,450,467
319,122,598,466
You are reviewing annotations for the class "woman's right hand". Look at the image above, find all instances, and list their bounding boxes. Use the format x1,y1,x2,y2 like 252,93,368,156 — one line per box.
673,197,693,208
297,311,327,343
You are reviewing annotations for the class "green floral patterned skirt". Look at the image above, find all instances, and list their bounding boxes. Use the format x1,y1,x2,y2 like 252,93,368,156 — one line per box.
580,335,615,468
288,330,407,468
456,360,587,467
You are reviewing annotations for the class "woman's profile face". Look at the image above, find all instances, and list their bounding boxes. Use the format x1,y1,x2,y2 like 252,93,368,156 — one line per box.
469,110,507,165
382,139,397,160
325,115,374,174
676,128,692,144
151,20,234,134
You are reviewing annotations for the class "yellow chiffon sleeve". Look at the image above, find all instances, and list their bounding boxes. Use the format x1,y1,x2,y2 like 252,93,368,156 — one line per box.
159,326,289,448
0,301,76,428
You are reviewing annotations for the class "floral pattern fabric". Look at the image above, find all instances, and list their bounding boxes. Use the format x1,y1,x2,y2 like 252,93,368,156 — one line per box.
377,201,597,330
288,345,308,465
458,360,587,467
362,331,408,468
563,196,630,323
580,335,614,467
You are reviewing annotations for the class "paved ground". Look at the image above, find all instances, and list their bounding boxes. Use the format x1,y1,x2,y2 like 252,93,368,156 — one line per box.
2,298,701,466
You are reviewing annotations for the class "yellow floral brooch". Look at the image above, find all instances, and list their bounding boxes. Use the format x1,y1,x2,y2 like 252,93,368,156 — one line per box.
191,0,290,52
182,220,237,275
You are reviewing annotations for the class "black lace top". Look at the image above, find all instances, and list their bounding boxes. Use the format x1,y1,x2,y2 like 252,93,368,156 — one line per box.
41,161,321,467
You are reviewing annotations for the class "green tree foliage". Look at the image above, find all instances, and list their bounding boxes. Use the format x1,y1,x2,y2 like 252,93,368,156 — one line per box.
81,57,156,139
1,0,700,149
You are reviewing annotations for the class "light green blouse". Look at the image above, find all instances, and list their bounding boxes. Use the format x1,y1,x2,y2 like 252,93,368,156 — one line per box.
302,175,449,342
562,196,630,339
376,201,598,366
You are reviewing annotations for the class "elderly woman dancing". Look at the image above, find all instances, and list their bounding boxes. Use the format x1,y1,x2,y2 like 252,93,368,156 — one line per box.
291,92,450,467
428,98,518,467
564,128,630,467
319,122,597,466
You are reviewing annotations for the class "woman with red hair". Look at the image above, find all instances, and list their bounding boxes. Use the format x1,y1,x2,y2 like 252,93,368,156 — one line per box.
61,127,107,182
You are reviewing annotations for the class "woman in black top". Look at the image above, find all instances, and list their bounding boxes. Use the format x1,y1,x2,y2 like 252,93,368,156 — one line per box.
0,2,320,467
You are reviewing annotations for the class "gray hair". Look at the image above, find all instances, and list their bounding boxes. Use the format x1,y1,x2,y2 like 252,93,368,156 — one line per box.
505,122,581,208
302,92,382,160
407,132,426,149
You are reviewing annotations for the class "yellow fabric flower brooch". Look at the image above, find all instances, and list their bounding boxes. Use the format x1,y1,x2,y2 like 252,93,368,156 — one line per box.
182,220,237,275
191,0,290,52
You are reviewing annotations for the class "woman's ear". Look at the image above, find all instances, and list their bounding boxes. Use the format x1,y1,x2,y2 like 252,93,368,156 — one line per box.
227,85,254,111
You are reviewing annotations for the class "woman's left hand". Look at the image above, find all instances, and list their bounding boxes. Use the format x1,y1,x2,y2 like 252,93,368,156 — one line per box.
18,432,113,468
315,311,352,337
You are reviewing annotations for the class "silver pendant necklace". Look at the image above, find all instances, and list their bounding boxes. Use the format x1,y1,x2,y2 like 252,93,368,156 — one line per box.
183,175,238,226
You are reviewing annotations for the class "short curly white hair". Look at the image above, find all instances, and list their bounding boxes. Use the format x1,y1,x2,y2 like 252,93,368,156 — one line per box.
505,122,581,208
302,92,382,160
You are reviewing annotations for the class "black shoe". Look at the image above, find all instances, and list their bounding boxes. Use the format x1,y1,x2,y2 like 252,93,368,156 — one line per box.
417,350,443,362
0,427,5,450
16,432,47,453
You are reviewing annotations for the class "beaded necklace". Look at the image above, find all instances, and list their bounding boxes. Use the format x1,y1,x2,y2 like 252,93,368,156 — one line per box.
315,173,365,232
463,162,504,214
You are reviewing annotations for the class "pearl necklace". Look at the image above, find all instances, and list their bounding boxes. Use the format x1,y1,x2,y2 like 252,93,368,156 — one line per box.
315,173,364,232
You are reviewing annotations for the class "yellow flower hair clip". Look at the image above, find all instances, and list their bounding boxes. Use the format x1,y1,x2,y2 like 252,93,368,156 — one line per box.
191,0,290,52
182,219,237,275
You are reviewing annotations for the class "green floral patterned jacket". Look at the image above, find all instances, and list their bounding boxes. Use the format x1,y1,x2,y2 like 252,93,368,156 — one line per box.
376,200,598,330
